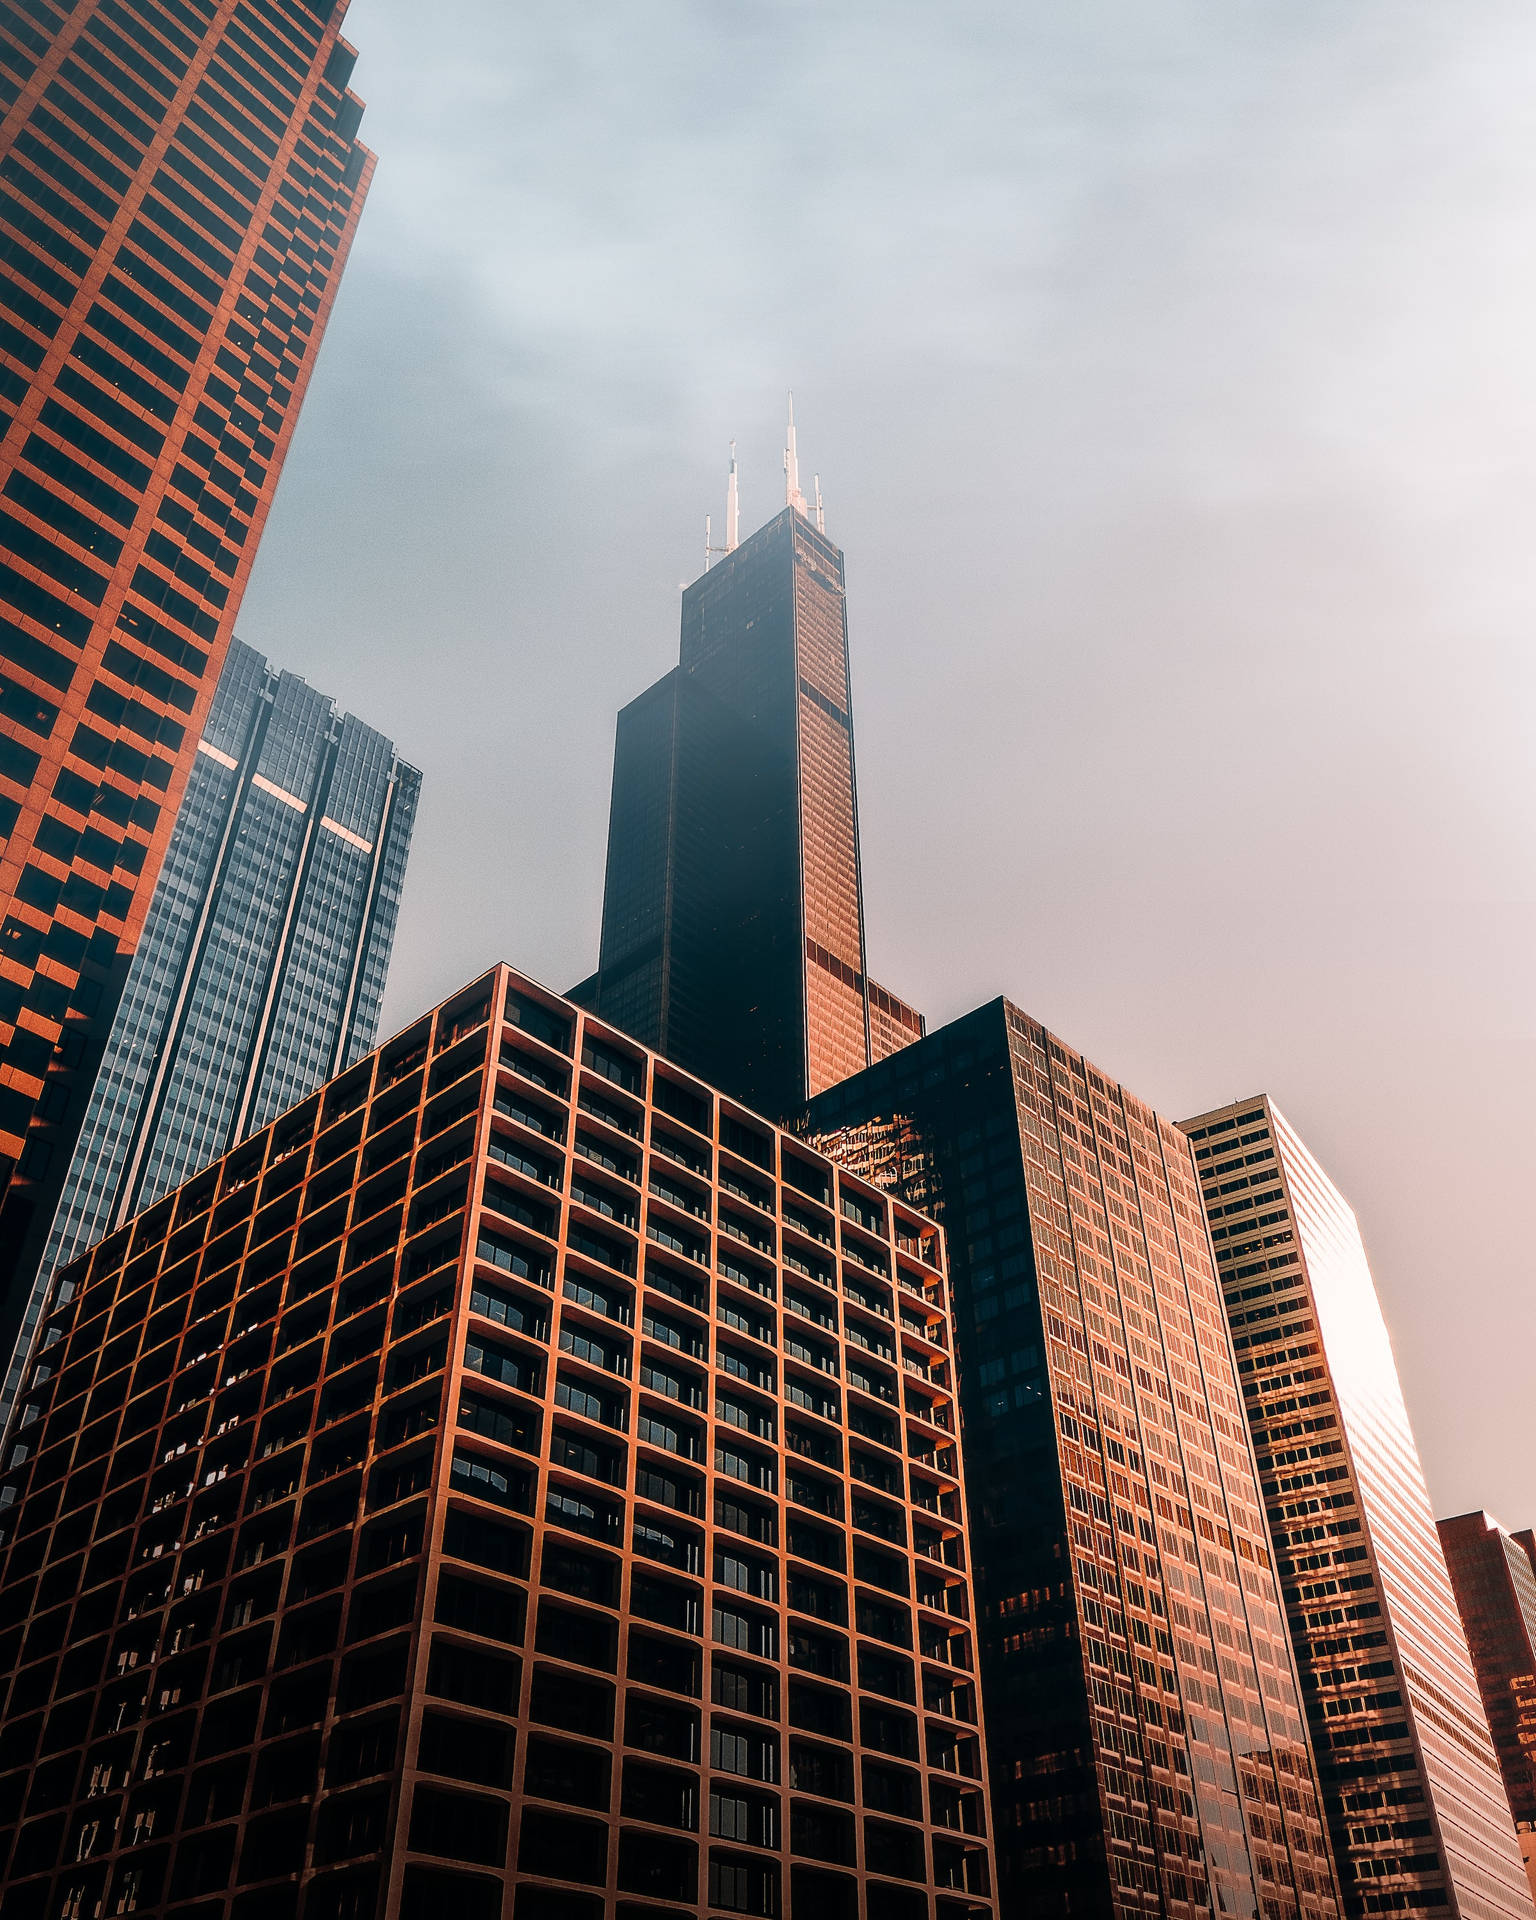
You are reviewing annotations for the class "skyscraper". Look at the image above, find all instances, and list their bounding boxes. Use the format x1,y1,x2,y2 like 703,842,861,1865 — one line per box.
0,962,995,1920
0,636,418,1424
1182,1097,1532,1920
573,425,923,1120
0,0,373,1345
1438,1512,1536,1907
805,1001,1345,1920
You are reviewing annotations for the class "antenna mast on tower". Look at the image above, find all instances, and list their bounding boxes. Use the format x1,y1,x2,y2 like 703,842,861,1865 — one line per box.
784,392,807,516
705,442,741,569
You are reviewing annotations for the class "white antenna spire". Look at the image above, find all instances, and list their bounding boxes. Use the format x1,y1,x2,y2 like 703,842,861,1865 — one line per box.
705,441,741,570
813,473,824,534
784,391,807,516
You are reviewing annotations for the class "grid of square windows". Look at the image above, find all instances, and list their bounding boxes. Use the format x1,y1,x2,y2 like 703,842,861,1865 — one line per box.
0,964,997,1920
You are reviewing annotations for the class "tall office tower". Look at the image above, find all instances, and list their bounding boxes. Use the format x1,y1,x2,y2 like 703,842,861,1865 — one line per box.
804,1001,1345,1920
0,962,996,1920
0,0,374,1352
1438,1513,1536,1906
0,635,419,1422
1182,1097,1532,1920
574,443,923,1120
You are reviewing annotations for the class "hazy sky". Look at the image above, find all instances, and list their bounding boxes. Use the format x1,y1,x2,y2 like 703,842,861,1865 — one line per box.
241,2,1536,1525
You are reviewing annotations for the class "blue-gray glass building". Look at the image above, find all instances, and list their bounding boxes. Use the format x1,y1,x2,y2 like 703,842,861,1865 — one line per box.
2,638,418,1416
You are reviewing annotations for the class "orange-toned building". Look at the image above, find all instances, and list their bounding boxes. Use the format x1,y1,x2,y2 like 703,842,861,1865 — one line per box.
1438,1512,1536,1908
0,963,995,1920
0,0,372,1350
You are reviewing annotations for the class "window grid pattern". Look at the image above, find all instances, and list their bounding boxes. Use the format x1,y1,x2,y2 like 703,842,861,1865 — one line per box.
1185,1097,1534,1920
8,638,417,1430
804,1000,1346,1920
0,963,997,1920
0,0,375,1356
1437,1512,1536,1910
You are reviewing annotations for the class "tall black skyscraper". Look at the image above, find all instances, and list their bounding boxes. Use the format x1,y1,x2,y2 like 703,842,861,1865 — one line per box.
574,420,923,1119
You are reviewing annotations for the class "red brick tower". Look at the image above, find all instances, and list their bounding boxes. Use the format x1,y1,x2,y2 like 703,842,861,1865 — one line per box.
0,0,374,1341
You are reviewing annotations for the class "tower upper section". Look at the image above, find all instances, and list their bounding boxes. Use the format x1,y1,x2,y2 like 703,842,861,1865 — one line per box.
577,479,922,1120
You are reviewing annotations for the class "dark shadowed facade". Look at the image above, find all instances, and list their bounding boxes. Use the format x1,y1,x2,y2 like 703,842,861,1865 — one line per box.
0,0,373,1371
0,963,995,1920
572,504,922,1119
1183,1098,1533,1920
804,1002,1345,1920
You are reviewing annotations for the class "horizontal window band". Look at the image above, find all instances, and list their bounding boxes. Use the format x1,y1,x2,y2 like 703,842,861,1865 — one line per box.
250,772,305,810
320,815,372,853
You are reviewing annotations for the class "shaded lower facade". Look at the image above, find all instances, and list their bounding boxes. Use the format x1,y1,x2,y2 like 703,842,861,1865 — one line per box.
803,1000,1344,1920
574,665,804,1099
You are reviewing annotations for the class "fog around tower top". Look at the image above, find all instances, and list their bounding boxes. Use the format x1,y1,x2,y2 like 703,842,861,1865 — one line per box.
243,2,1536,1529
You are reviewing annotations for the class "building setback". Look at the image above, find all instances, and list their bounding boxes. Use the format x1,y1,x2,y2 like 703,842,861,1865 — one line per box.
572,490,923,1119
0,962,995,1920
1,636,419,1425
1438,1513,1536,1909
803,1000,1344,1920
1182,1098,1532,1920
0,0,373,1356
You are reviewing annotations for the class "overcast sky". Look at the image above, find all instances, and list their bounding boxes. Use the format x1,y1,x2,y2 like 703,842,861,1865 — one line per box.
240,1,1536,1526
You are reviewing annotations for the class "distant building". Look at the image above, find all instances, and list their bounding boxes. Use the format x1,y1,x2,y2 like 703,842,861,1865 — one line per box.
573,425,922,1118
1438,1512,1536,1907
3,638,418,1421
0,0,375,1357
805,1002,1345,1920
0,963,995,1920
1182,1097,1533,1920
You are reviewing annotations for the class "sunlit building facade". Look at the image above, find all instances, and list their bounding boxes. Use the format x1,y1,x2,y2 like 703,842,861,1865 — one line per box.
0,963,994,1920
1183,1097,1533,1920
1437,1513,1536,1908
0,0,374,1367
1,638,418,1426
805,1001,1344,1920
573,503,922,1119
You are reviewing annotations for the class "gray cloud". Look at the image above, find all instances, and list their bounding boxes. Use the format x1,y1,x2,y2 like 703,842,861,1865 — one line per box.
240,0,1536,1525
